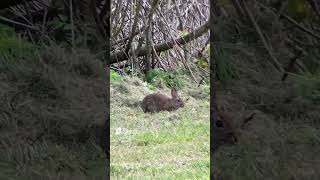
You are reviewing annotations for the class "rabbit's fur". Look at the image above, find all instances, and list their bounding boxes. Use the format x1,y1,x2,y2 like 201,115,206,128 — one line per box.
141,87,184,113
212,109,238,153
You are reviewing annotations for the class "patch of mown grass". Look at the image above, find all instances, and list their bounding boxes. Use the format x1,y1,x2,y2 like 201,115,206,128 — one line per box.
110,73,210,179
111,160,209,180
134,121,209,146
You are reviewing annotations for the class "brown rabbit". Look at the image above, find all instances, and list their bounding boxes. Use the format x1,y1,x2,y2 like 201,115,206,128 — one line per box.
212,106,256,179
212,109,238,153
141,87,184,113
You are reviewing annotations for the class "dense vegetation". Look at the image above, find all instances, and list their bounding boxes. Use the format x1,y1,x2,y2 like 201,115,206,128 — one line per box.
212,0,320,179
0,1,108,179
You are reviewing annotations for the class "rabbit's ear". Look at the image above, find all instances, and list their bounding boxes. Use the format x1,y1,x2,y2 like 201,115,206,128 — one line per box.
171,87,178,97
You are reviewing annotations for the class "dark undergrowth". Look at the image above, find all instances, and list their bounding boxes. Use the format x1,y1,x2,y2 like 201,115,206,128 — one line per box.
0,26,107,179
213,37,320,179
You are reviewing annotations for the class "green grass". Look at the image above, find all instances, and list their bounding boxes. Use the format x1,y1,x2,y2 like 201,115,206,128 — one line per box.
110,75,210,179
145,68,185,89
0,24,36,64
133,121,208,145
110,69,123,81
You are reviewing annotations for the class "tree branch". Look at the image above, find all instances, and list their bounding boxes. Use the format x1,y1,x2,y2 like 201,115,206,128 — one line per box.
109,20,210,64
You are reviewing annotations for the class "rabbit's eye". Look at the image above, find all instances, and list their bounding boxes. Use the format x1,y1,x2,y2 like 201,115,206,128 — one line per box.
215,120,224,128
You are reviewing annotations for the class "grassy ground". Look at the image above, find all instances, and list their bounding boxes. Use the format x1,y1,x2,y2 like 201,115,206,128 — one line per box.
110,75,210,179
0,45,107,180
215,86,320,179
1,24,319,180
213,46,320,179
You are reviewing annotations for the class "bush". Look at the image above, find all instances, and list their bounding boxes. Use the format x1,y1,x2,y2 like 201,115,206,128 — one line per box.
145,68,183,89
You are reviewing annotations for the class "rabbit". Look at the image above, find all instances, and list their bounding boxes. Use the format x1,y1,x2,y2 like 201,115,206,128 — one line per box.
212,107,256,179
212,108,238,153
141,87,184,113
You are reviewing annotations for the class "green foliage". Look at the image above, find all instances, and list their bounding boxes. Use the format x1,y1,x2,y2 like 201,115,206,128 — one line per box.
198,57,209,69
147,83,156,90
0,24,38,81
214,47,238,83
110,69,122,81
47,15,68,31
145,68,183,89
145,68,162,83
0,24,36,67
203,84,210,96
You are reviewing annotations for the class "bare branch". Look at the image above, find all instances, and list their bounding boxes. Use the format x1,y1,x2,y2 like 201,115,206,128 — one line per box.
110,20,210,64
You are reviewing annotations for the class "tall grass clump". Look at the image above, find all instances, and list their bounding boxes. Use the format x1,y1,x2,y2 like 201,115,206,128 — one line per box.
0,24,38,80
214,47,238,83
0,24,36,62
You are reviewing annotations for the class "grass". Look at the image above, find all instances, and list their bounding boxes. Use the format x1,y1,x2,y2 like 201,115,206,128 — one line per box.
1,19,320,180
0,44,107,179
211,43,320,179
110,75,210,179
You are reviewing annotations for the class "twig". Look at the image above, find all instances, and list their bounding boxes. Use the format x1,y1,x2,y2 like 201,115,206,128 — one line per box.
255,1,320,41
110,20,210,64
242,1,284,72
173,45,198,84
0,15,38,30
22,0,33,23
69,0,75,51
240,112,256,129
40,6,48,44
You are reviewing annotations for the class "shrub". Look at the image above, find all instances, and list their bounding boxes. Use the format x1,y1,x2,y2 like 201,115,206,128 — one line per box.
145,68,183,89
110,69,122,81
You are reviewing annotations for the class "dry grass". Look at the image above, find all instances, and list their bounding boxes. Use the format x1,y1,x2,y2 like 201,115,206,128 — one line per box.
0,46,107,179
